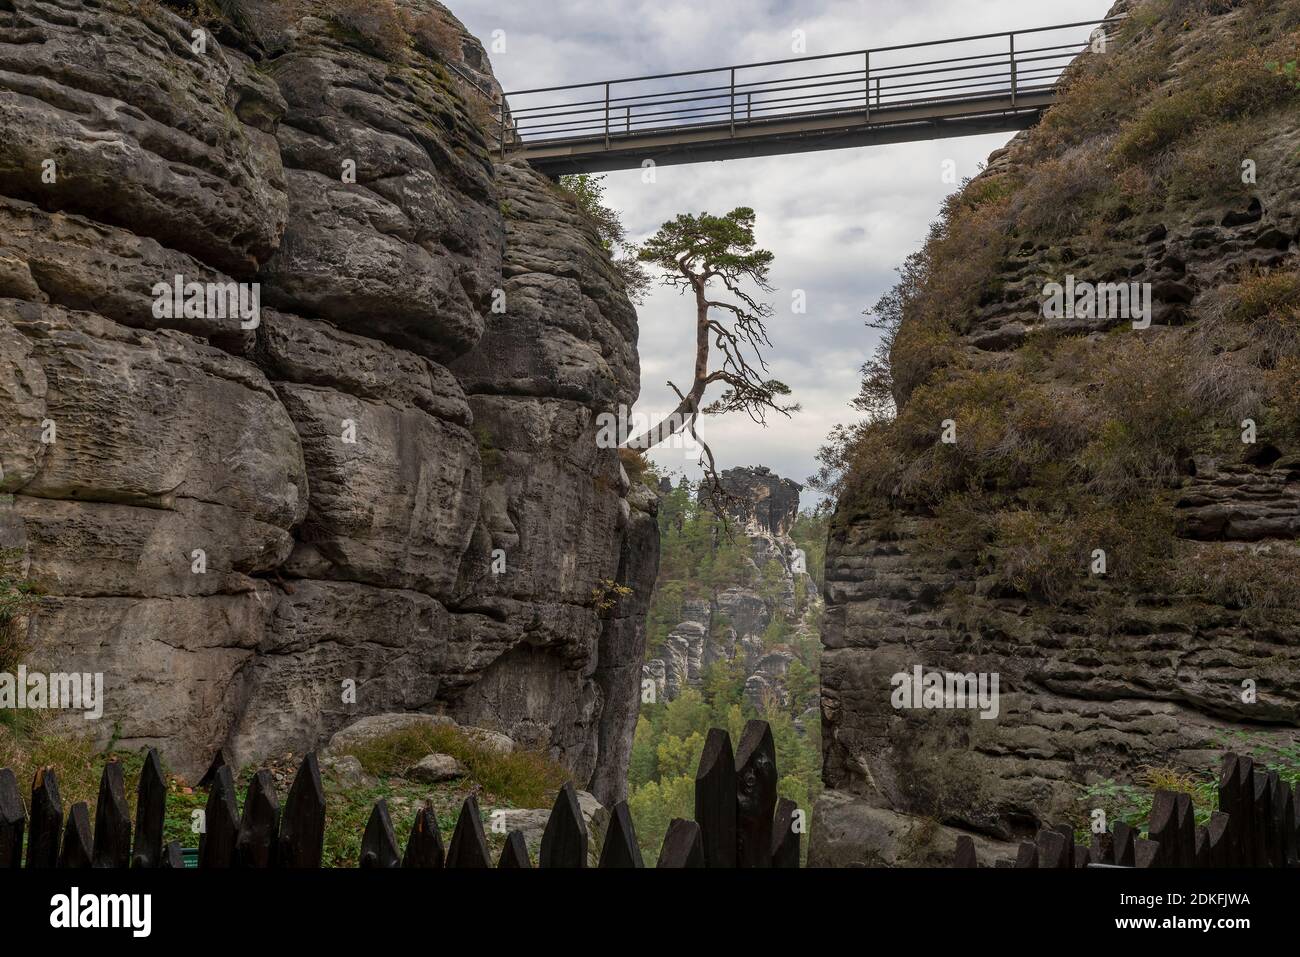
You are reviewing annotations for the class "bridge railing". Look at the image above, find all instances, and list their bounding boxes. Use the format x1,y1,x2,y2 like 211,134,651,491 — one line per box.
499,17,1124,155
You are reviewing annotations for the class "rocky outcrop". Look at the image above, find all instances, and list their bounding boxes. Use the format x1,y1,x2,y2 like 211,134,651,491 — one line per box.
814,0,1300,865
717,466,802,538
0,0,657,803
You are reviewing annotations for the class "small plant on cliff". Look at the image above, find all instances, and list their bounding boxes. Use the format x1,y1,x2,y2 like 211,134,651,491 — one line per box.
0,548,39,677
557,174,650,303
590,578,634,613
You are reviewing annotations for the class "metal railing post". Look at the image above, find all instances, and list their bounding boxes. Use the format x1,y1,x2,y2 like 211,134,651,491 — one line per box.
729,67,736,136
498,97,505,158
864,50,870,121
604,82,611,148
626,106,631,134
747,91,752,121
1009,32,1017,105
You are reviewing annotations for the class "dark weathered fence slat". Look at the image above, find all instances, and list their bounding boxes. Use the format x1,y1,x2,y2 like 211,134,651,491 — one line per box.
735,719,776,868
58,802,92,869
278,752,325,868
694,727,737,868
1015,841,1037,868
1112,821,1136,867
402,802,444,868
1052,824,1075,868
498,830,532,868
198,765,239,868
446,795,492,868
92,760,131,868
359,799,401,869
1133,838,1160,868
540,781,587,868
0,767,23,868
236,769,280,868
771,797,801,868
657,818,705,868
1272,774,1296,867
1148,791,1177,867
161,841,185,869
1089,832,1113,866
27,766,61,868
196,749,229,790
132,749,166,869
1206,811,1230,867
1035,829,1068,869
598,800,644,868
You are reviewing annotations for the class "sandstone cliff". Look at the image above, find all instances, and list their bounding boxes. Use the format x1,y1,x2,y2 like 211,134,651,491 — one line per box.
813,0,1300,866
0,0,657,803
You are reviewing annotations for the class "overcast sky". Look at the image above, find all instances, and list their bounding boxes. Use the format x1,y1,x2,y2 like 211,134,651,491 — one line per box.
453,0,1114,505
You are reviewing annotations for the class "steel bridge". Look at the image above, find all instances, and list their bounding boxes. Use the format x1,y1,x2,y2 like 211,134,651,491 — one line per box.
496,18,1122,175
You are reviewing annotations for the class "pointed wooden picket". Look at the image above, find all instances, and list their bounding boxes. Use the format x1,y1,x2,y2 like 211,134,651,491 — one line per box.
1207,811,1231,868
1235,755,1256,866
27,766,61,868
0,767,23,869
1051,824,1076,869
694,727,737,868
92,760,131,868
198,765,239,868
1272,773,1297,867
132,749,166,868
1133,838,1161,868
734,720,776,868
1251,771,1274,868
539,782,587,868
498,830,532,868
656,818,705,868
445,795,492,868
598,801,643,868
771,797,801,868
160,842,185,869
359,799,401,869
1014,841,1038,868
1193,826,1209,867
1089,832,1114,866
196,749,229,790
1035,829,1069,869
278,752,325,868
402,802,445,868
1112,821,1137,867
236,769,280,868
58,802,93,869
1147,791,1177,867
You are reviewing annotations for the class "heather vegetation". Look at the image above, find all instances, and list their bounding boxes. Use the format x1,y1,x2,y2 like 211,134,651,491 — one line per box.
814,0,1300,613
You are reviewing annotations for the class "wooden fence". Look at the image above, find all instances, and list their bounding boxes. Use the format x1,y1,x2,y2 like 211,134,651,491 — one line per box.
0,719,799,869
952,753,1299,868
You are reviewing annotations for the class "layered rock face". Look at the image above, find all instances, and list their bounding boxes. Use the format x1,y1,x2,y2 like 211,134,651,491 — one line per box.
813,0,1300,866
644,469,818,720
0,0,657,801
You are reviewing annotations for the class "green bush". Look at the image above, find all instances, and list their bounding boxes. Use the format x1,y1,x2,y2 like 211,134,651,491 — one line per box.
336,723,569,808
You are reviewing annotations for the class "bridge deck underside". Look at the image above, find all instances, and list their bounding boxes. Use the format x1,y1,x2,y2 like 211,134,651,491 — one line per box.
512,89,1055,174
